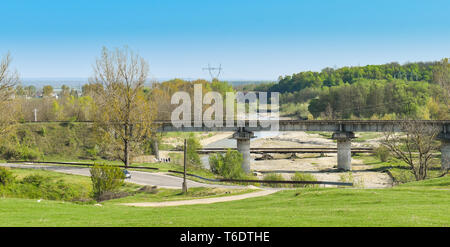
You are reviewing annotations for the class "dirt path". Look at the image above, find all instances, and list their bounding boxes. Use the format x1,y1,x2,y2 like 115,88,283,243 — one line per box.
121,189,278,207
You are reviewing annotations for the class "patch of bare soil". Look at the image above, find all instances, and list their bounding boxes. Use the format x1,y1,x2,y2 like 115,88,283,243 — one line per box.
251,154,392,188
200,132,233,146
132,150,174,163
252,132,335,148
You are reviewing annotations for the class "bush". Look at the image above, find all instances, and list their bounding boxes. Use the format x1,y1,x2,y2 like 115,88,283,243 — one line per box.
0,174,91,202
291,172,318,188
37,127,47,137
391,169,416,184
21,174,47,187
97,191,130,202
209,149,246,179
374,146,390,162
138,185,158,194
339,172,354,183
0,145,42,161
263,173,286,188
42,179,86,201
86,145,100,160
90,163,125,200
0,167,15,186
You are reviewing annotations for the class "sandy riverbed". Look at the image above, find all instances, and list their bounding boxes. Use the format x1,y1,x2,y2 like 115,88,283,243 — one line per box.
250,131,392,188
143,130,393,188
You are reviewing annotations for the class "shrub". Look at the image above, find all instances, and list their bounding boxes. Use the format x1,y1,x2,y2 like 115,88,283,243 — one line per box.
209,149,246,179
391,169,416,184
90,163,125,200
97,191,130,202
0,145,42,161
42,179,84,201
138,185,158,194
374,146,390,162
86,145,100,160
291,172,318,188
339,172,354,183
0,167,15,186
21,174,47,187
263,173,286,188
1,174,90,201
37,127,47,137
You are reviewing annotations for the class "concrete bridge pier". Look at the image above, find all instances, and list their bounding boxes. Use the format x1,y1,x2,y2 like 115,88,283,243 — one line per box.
441,138,450,170
153,138,160,161
332,132,355,171
232,128,255,173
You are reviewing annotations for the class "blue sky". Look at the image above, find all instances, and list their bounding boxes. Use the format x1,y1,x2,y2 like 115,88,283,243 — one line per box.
1,0,450,80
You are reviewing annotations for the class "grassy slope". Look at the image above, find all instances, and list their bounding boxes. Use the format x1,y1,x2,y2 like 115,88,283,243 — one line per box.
9,122,97,159
5,122,213,159
1,176,449,226
2,168,254,205
356,153,444,183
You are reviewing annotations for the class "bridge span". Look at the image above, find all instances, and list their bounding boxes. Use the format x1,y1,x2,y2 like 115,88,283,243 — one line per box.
154,120,450,173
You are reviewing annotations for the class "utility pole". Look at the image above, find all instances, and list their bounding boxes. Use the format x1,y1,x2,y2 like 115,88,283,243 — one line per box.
33,108,38,122
182,139,188,194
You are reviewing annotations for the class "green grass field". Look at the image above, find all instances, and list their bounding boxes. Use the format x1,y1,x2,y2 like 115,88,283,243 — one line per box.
1,175,449,226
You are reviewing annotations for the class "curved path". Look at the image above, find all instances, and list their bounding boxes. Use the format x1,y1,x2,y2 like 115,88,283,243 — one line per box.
122,189,277,207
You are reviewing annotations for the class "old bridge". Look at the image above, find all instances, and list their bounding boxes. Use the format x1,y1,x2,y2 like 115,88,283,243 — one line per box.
155,120,450,173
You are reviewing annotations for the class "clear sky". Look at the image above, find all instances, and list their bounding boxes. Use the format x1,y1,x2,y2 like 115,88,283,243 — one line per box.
1,0,450,80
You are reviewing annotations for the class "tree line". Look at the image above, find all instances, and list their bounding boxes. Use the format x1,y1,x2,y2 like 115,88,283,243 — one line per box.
272,61,436,93
0,48,235,167
244,59,450,120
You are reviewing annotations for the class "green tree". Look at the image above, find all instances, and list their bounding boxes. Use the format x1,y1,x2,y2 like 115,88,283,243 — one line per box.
186,135,202,167
90,46,155,167
42,85,54,97
24,85,36,97
209,149,245,179
433,58,450,110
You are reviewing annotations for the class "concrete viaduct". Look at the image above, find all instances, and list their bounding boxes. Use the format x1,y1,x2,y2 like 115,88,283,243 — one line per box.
154,120,450,173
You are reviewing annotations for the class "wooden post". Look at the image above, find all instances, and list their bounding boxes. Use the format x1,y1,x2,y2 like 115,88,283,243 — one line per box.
182,139,187,193
153,136,160,161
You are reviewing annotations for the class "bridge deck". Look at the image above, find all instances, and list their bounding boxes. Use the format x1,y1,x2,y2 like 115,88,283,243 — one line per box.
155,120,450,134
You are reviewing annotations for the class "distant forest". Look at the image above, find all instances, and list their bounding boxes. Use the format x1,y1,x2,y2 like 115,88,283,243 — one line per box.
238,59,450,120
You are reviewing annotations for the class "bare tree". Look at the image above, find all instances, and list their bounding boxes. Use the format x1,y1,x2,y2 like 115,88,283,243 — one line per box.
0,52,19,137
90,47,155,167
433,58,450,110
381,121,440,181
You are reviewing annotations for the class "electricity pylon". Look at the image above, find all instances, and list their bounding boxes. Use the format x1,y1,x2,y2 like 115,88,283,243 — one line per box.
202,63,222,81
